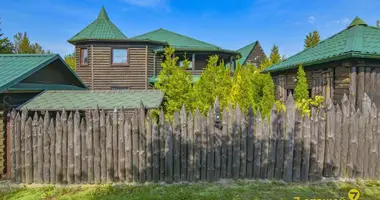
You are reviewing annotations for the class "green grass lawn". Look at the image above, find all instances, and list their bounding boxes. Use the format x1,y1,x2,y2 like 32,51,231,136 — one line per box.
0,180,379,200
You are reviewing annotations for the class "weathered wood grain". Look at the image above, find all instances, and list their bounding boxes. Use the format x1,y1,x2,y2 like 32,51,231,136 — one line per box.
187,111,194,182
118,109,125,182
267,105,277,180
333,104,342,177
283,94,295,182
138,104,146,182
152,120,159,182
61,110,68,184
253,110,262,179
233,104,241,179
67,112,74,184
227,104,233,179
159,109,165,182
74,111,82,183
301,114,311,182
106,114,113,182
340,94,349,178
293,109,302,182
194,109,201,181
146,112,152,182
173,111,180,182
165,122,173,183
93,109,101,183
240,110,247,179
24,118,32,184
274,110,284,180
100,110,107,182
112,109,118,181
32,113,38,183
180,106,187,181
43,112,50,183
125,117,132,182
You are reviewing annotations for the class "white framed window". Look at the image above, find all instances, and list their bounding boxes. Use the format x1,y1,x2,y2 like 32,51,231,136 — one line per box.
80,48,88,65
112,49,128,65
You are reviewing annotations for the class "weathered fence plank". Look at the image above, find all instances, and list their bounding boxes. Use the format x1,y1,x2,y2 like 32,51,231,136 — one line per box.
21,110,27,183
340,94,349,178
260,116,269,180
309,108,318,181
240,110,247,179
139,104,146,182
10,111,16,182
180,106,187,181
201,115,207,181
159,109,165,182
187,111,194,182
93,109,101,183
132,110,139,182
125,117,132,182
118,110,125,182
293,109,302,182
324,98,335,178
106,114,113,182
247,107,254,179
227,104,233,179
283,94,295,182
61,110,68,184
376,111,380,179
267,105,277,180
253,110,262,179
316,107,325,180
43,112,50,183
85,111,93,183
165,122,173,183
233,104,241,179
152,120,159,182
80,118,87,183
67,112,74,184
146,112,153,182
100,110,106,182
356,111,365,178
333,104,342,177
55,113,63,183
74,111,81,183
301,114,311,182
214,99,221,181
37,117,43,183
369,104,377,178
363,94,371,179
14,113,21,183
274,110,284,180
112,110,118,181
49,118,56,184
25,118,32,184
207,109,215,182
347,109,358,178
173,111,180,182
194,109,201,181
32,113,38,183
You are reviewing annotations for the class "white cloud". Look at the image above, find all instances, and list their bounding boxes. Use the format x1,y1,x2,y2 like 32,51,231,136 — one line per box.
308,16,316,24
333,17,351,26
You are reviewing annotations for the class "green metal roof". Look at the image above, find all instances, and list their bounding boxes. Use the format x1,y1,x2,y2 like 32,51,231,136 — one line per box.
265,17,380,73
236,41,257,65
132,28,238,55
18,90,165,111
9,83,85,91
148,75,200,84
68,6,127,44
0,54,86,92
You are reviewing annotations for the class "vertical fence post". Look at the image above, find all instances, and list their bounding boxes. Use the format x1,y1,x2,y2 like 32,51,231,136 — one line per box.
207,109,215,182
20,109,27,183
201,115,207,181
55,112,63,183
139,103,146,182
324,98,335,177
369,104,377,178
180,106,187,181
309,108,318,181
67,112,74,184
293,108,302,182
283,94,295,182
61,110,68,184
100,110,107,183
37,116,43,183
214,99,221,181
9,111,16,182
14,113,21,183
253,110,262,179
106,113,113,182
357,110,365,178
32,113,38,183
49,118,56,184
333,104,342,177
187,111,194,182
152,120,159,182
25,118,32,184
118,109,125,182
74,111,82,183
267,105,277,180
233,104,241,179
80,117,87,183
93,109,101,183
125,116,132,182
227,104,233,179
85,111,93,184
316,106,325,181
159,109,165,182
347,108,357,178
43,111,50,183
274,110,284,180
240,110,247,179
173,111,180,182
301,114,311,182
340,94,350,178
132,109,139,182
194,109,201,181
165,122,173,183
146,111,153,182
247,106,254,179
112,109,118,181
260,116,269,180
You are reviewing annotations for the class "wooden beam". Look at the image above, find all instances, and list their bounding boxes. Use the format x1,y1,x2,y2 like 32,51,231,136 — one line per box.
358,67,365,111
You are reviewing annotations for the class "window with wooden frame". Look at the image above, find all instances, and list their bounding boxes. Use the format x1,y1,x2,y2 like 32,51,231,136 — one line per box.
112,48,128,65
80,48,88,65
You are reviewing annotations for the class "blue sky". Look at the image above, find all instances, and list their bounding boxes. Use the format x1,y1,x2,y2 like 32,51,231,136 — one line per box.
1,0,380,57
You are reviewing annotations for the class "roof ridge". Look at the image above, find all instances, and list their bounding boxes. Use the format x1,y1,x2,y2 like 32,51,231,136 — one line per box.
236,41,257,51
160,28,221,48
0,54,56,57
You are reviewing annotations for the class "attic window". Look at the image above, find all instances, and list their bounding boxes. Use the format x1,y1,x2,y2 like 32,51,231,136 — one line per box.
112,49,128,65
80,48,88,65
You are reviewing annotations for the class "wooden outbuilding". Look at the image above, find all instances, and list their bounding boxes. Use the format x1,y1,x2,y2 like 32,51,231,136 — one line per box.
265,17,380,108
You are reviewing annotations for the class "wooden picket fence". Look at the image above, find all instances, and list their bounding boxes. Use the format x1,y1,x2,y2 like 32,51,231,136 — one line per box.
6,93,380,184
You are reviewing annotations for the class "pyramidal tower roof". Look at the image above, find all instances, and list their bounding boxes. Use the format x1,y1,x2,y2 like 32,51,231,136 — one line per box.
347,16,367,28
68,6,127,44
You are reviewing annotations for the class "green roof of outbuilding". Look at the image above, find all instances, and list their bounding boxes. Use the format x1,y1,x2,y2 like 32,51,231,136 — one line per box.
0,54,86,92
68,6,127,44
18,90,165,111
265,17,380,73
236,41,257,65
132,28,238,55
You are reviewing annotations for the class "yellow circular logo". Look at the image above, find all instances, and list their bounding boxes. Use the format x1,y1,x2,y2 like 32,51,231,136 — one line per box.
348,189,360,200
